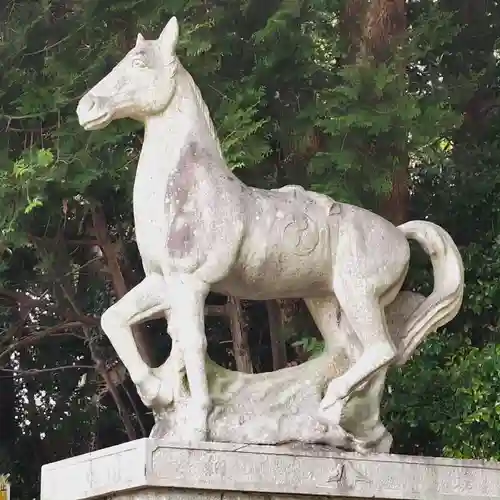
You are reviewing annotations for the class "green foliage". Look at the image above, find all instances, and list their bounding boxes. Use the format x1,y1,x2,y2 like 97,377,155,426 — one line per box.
291,336,324,358
384,335,500,460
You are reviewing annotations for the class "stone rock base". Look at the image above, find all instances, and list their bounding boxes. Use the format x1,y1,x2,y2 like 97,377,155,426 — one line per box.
40,439,500,500
150,292,426,454
150,353,390,453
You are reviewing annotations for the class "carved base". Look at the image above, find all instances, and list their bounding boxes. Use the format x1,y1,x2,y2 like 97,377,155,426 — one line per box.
40,440,500,500
150,291,426,454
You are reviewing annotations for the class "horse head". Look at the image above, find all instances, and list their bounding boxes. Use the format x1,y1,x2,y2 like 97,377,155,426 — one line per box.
77,17,180,130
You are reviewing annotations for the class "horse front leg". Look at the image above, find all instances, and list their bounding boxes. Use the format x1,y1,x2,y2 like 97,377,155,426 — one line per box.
152,330,188,402
165,274,210,443
100,273,172,407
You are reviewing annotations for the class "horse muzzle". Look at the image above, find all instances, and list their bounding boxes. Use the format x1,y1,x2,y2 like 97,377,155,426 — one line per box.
76,93,113,130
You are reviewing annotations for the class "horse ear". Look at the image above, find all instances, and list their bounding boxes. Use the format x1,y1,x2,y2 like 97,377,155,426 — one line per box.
136,33,145,47
158,16,179,54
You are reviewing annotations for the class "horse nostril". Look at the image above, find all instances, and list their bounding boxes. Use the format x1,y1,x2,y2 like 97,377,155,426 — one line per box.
78,94,97,113
86,94,96,111
76,94,97,126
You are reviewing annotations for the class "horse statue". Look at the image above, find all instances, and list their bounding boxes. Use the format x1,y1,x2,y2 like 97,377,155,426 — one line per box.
76,17,464,447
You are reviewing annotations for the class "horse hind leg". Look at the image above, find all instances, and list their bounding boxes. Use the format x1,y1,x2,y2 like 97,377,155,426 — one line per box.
319,261,407,423
304,296,359,444
305,296,392,447
304,296,362,360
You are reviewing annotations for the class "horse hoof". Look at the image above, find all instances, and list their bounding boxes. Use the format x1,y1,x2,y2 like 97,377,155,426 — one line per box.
324,423,354,449
352,438,371,455
318,397,346,426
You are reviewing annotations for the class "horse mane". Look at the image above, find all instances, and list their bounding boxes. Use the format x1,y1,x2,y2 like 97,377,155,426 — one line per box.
177,62,224,160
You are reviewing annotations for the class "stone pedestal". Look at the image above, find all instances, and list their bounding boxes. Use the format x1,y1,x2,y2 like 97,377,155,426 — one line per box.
41,439,500,500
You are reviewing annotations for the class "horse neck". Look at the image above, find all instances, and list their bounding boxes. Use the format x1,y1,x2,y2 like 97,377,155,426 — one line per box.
140,63,224,174
178,66,224,160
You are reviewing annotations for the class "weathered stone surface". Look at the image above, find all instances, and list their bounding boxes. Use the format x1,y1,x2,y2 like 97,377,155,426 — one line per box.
110,490,349,500
75,16,465,452
41,440,500,500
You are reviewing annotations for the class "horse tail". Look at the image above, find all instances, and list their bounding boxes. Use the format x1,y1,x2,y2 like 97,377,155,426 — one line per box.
394,220,464,366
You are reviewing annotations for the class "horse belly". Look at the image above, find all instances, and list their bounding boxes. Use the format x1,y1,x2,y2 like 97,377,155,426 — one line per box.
216,223,333,300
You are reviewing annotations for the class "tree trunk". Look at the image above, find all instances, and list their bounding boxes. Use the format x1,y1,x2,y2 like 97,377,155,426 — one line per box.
379,164,409,225
37,237,140,441
58,278,138,441
339,0,367,63
360,0,409,225
361,0,406,63
341,0,409,224
266,300,288,370
91,205,154,366
0,360,16,459
227,296,253,373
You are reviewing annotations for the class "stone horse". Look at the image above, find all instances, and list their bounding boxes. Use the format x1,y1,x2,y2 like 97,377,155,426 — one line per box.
76,17,464,443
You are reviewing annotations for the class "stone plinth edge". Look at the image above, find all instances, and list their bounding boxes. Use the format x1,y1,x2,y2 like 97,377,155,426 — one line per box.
40,439,500,500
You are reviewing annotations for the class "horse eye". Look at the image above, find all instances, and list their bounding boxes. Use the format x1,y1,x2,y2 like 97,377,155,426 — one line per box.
132,58,147,69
